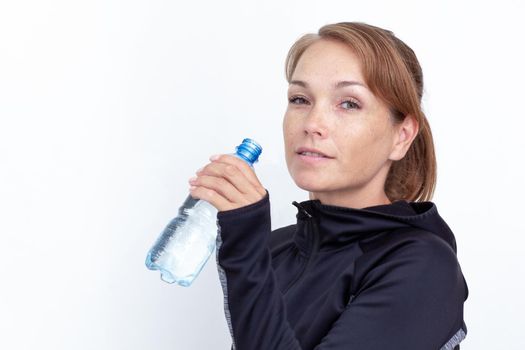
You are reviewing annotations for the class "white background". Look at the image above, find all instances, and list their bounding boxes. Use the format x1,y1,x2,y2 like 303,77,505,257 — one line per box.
1,0,524,349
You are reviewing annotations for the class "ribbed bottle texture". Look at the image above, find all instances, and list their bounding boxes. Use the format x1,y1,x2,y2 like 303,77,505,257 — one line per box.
145,138,262,286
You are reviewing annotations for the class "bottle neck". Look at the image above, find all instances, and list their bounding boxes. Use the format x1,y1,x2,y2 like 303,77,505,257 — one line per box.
235,152,255,165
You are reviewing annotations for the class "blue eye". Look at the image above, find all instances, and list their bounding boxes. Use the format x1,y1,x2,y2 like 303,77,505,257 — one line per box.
341,100,360,110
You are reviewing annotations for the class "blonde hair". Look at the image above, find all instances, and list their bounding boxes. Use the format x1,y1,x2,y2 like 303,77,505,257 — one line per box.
285,22,437,202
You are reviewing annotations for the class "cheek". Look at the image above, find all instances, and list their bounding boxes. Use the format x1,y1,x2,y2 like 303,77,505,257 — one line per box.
282,115,295,163
282,115,297,145
336,122,367,153
355,125,394,175
368,118,395,154
335,120,389,168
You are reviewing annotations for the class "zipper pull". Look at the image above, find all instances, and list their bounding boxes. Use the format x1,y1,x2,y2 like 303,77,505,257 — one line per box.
292,201,312,218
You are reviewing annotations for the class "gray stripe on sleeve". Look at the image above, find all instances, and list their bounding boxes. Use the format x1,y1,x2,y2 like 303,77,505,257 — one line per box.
215,222,237,350
440,328,466,350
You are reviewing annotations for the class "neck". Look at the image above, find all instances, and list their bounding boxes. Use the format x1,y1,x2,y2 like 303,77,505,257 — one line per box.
308,188,391,209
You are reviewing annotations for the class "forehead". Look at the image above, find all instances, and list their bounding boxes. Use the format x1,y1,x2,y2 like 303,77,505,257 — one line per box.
292,39,364,83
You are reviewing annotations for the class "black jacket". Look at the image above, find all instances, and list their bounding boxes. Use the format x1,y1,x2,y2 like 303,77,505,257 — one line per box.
215,191,468,349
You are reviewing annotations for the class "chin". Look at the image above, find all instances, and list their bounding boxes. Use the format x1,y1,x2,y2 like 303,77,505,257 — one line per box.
292,175,330,193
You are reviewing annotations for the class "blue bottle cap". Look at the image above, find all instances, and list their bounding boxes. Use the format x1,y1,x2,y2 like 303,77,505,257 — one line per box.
235,138,262,165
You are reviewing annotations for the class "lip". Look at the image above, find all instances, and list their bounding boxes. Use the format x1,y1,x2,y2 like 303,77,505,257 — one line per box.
295,147,334,164
295,147,334,159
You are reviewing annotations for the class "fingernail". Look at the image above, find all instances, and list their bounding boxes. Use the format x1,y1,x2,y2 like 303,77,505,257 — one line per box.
196,167,203,174
210,154,220,161
189,185,196,191
189,176,197,183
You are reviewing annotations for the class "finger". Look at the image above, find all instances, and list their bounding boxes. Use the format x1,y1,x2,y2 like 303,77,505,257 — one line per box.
189,183,234,212
209,154,266,197
189,174,249,205
198,160,264,202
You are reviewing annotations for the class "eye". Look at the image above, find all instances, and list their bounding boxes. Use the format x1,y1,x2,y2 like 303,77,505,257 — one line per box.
341,99,361,110
288,96,309,105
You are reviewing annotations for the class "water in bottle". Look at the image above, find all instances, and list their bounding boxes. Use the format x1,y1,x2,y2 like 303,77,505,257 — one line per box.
145,138,262,287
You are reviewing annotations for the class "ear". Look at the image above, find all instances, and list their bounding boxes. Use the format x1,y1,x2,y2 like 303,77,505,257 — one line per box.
389,114,419,161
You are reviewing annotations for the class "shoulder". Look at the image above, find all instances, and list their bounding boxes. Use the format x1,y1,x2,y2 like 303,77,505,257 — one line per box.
399,229,460,270
398,229,457,260
394,231,463,285
357,228,467,298
357,228,465,289
362,227,458,265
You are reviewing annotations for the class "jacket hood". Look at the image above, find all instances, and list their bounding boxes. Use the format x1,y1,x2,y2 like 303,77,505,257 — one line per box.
293,199,457,253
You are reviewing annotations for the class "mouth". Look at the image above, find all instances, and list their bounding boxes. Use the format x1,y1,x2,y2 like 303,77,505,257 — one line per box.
295,147,334,159
295,147,334,164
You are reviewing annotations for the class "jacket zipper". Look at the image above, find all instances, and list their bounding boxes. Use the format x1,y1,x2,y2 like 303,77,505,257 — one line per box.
283,202,321,295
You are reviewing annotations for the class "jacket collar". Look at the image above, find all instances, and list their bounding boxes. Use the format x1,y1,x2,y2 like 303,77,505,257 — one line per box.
292,199,457,253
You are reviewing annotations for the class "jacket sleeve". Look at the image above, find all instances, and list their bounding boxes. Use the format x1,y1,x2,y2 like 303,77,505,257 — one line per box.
216,191,467,350
216,191,302,349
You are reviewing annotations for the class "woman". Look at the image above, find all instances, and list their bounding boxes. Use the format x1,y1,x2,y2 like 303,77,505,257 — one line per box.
188,22,468,350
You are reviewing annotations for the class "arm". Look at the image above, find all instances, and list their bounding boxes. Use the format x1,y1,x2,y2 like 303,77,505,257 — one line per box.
188,154,297,348
217,195,467,350
217,191,301,349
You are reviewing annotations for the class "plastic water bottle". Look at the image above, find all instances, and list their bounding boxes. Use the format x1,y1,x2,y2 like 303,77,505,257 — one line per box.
145,138,262,287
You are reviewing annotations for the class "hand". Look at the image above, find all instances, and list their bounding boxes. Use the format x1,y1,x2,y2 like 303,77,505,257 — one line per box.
188,154,267,212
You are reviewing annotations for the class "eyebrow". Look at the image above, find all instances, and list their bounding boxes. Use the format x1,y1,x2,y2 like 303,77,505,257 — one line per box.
290,80,366,89
289,80,366,89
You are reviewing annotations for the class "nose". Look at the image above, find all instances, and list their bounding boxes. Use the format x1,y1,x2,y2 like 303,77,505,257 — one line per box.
303,106,329,138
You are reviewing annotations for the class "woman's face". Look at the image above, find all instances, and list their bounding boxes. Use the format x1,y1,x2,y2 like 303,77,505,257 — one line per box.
283,39,405,208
